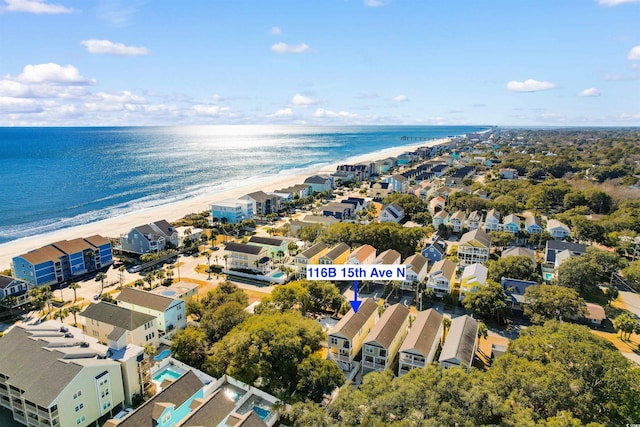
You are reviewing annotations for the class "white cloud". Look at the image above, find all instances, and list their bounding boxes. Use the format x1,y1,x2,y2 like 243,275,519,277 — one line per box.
312,108,358,119
93,91,145,104
577,87,601,97
291,94,318,107
271,108,293,118
0,97,43,113
269,26,281,35
81,39,149,56
15,63,94,85
94,0,142,27
3,0,74,14
271,42,311,54
597,0,640,6
507,79,556,92
391,94,408,102
364,0,390,6
628,45,640,60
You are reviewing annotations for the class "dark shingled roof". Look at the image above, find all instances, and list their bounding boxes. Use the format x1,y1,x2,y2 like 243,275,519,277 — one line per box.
152,219,176,237
298,242,329,260
321,243,350,261
80,302,155,331
178,388,236,426
0,274,27,290
247,236,285,246
225,242,265,255
118,370,204,427
329,298,378,340
116,287,176,312
364,303,409,349
400,309,443,357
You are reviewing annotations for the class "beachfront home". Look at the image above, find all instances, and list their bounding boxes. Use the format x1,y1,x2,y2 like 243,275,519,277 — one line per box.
379,203,405,223
346,244,377,265
295,242,329,278
450,210,466,233
247,236,289,259
120,220,179,254
240,191,281,216
211,199,254,224
368,182,391,200
12,235,113,286
547,219,571,239
304,175,333,194
116,287,186,338
0,275,31,308
336,164,370,181
426,259,456,297
318,243,351,265
402,254,429,289
458,263,488,301
429,196,446,214
321,202,354,220
502,214,521,234
174,226,203,247
0,323,148,427
224,242,270,272
327,298,379,371
525,215,543,234
398,309,443,377
421,237,447,264
79,301,160,348
483,209,501,232
439,315,479,372
271,183,312,200
362,304,411,374
467,210,482,230
432,210,450,229
458,229,491,266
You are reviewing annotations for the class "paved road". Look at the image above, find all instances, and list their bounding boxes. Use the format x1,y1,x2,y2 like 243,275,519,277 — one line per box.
618,290,640,319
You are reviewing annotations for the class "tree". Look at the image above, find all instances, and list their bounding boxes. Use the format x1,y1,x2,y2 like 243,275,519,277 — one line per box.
613,311,640,340
488,231,516,250
487,256,538,283
201,282,248,311
477,321,488,341
68,305,81,326
186,297,204,321
523,285,587,324
296,224,324,243
283,402,335,427
118,265,126,288
1,295,17,316
556,256,599,292
68,282,80,302
258,282,310,314
53,308,67,323
462,281,510,323
442,317,451,343
300,280,344,314
171,326,208,369
134,279,144,288
96,272,107,293
622,260,640,292
204,251,212,279
201,301,249,343
144,272,154,290
144,343,156,357
295,355,346,403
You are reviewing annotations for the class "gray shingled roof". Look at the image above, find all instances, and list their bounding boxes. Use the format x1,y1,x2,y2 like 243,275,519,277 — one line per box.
0,274,27,290
459,229,491,248
247,236,285,246
439,315,478,368
400,309,443,356
329,298,378,340
375,249,401,265
225,242,265,255
80,302,155,331
364,304,409,349
175,388,235,426
321,243,350,261
298,242,328,259
116,287,175,312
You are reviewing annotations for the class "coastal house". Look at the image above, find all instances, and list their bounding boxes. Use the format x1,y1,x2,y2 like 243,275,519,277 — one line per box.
115,287,186,338
295,242,329,278
458,263,488,301
431,164,448,177
341,197,366,213
483,209,501,232
318,243,351,265
12,235,113,287
372,249,402,283
386,174,410,193
438,315,479,372
321,202,354,220
426,259,457,297
0,275,31,308
502,214,521,234
120,220,179,254
584,303,606,326
466,210,483,230
240,191,281,217
402,254,429,289
211,199,254,224
362,304,411,374
432,210,450,229
502,246,537,268
379,203,405,223
429,196,446,214
457,229,491,266
450,210,466,233
473,189,488,199
398,309,443,377
289,214,339,234
225,242,270,272
421,237,447,264
544,240,586,265
546,219,571,239
525,215,543,234
445,166,475,187
499,168,519,180
247,236,289,259
368,182,391,200
79,301,160,348
271,183,312,201
327,298,379,371
501,277,538,311
336,164,370,181
174,226,203,247
304,175,333,194
0,323,147,427
346,244,377,265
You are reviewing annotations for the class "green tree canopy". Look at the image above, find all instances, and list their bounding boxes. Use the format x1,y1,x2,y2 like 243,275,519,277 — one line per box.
171,326,208,370
462,281,509,323
487,255,539,283
201,301,249,343
523,285,587,324
295,355,345,402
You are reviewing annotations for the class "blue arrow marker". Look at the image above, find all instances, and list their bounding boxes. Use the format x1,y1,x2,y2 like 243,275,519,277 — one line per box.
350,280,362,313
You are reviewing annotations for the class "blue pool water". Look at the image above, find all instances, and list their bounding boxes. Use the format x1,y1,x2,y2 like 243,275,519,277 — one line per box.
154,349,172,362
253,406,270,420
272,271,284,278
153,368,182,383
161,290,177,296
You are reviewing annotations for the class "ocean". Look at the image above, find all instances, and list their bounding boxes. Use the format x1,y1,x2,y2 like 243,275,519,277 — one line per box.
0,125,488,244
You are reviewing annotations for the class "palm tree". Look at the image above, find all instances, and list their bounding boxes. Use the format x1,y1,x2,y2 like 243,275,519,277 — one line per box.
134,279,144,288
166,268,174,284
53,308,68,323
156,270,166,285
144,272,154,290
2,295,17,317
442,317,452,345
118,265,126,289
96,272,107,294
204,252,212,279
223,254,229,270
68,282,80,302
68,305,81,326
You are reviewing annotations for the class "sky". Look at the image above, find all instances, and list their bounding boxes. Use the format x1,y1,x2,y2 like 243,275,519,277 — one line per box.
0,0,639,127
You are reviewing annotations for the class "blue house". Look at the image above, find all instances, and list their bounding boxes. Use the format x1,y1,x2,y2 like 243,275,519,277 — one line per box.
421,237,448,265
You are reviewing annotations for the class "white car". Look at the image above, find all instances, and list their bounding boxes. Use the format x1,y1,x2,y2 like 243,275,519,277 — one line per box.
113,408,134,420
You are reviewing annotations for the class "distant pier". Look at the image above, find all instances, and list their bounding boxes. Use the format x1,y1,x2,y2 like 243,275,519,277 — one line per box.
400,136,443,141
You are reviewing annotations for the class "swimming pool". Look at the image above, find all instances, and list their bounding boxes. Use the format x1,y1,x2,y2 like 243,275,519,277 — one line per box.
272,271,285,278
162,290,177,296
154,349,172,362
153,368,182,383
253,406,270,420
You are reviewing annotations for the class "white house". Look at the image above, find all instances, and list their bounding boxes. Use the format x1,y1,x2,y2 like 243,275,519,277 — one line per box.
116,287,186,338
483,209,500,232
426,259,456,297
379,203,405,223
398,309,443,377
546,219,571,239
458,263,488,301
450,211,466,233
402,254,429,289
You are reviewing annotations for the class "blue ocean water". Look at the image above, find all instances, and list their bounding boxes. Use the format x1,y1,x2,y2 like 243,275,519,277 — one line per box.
0,125,488,244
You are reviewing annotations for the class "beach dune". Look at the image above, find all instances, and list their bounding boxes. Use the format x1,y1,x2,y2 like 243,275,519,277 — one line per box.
0,139,447,270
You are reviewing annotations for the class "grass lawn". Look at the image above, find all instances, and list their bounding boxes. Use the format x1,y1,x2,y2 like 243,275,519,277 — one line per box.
592,330,640,354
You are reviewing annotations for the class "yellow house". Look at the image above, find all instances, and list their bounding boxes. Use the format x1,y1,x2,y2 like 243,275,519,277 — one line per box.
295,242,329,278
458,263,488,301
362,303,411,374
224,242,269,272
327,298,379,371
318,243,351,265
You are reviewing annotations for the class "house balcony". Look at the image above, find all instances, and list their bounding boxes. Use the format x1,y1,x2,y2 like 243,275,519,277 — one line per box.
363,360,386,370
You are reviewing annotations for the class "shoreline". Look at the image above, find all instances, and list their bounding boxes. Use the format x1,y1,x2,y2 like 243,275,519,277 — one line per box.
0,138,449,270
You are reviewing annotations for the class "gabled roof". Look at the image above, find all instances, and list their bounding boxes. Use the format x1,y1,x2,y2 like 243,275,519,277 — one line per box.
425,240,447,255
485,208,500,220
438,315,478,368
247,236,285,246
404,254,427,274
298,242,328,259
177,388,236,426
225,242,265,255
80,302,155,331
118,370,204,427
547,218,570,231
434,210,449,219
116,287,176,312
525,215,542,228
348,244,376,262
451,210,465,221
328,298,378,340
52,238,93,255
374,249,401,265
503,214,520,225
134,224,163,241
369,181,390,189
585,303,606,322
321,243,350,261
304,175,330,184
0,274,28,290
545,240,586,263
244,190,276,201
400,309,443,356
467,210,481,221
461,263,488,284
152,219,176,237
364,304,409,349
429,259,456,280
459,229,491,248
391,174,408,182
300,214,340,225
18,244,66,265
502,246,536,264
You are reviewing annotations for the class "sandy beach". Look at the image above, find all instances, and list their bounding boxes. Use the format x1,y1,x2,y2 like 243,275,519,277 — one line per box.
0,138,448,270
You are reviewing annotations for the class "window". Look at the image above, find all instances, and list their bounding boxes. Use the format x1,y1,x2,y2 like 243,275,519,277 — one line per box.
73,391,82,399
365,346,373,353
380,349,387,358
330,337,338,345
74,403,83,412
76,415,85,425
92,331,99,337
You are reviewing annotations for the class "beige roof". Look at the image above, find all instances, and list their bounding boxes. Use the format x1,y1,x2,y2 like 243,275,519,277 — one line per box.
364,304,409,349
400,309,443,356
19,244,66,265
439,315,478,367
116,287,177,312
349,244,376,262
84,234,111,247
404,254,427,274
451,211,465,221
459,229,491,248
429,259,456,280
329,298,378,340
374,249,401,265
586,303,606,321
52,238,93,255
